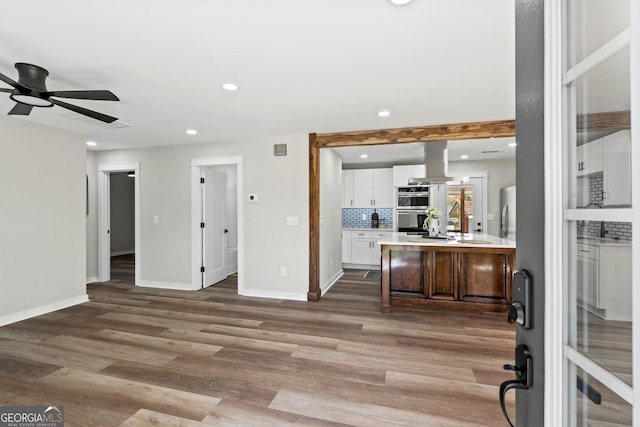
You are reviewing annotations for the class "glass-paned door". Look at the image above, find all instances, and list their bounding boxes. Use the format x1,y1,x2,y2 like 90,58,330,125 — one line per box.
445,177,485,234
560,0,637,424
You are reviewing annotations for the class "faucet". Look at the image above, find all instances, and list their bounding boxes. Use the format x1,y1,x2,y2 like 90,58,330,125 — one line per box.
583,203,606,238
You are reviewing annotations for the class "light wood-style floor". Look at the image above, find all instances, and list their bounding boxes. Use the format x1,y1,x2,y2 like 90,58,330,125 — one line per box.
0,257,516,426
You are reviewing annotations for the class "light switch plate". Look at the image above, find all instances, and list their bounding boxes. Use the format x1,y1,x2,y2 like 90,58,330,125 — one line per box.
286,216,299,226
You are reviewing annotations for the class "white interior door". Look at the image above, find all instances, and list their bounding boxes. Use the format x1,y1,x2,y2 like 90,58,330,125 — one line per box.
202,168,227,288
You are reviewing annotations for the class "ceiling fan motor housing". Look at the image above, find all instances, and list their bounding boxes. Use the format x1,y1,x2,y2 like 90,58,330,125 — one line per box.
10,63,53,107
15,63,49,92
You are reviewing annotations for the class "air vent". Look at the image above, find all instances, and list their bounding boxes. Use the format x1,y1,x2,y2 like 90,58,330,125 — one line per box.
274,143,287,156
60,112,131,129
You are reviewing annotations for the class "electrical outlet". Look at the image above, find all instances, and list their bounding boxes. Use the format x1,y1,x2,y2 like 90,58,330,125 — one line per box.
362,214,367,220
280,267,286,276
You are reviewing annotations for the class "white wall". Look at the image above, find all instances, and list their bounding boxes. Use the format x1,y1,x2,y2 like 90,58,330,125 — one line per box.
93,133,309,299
449,158,516,236
0,119,88,326
319,148,343,293
86,151,98,283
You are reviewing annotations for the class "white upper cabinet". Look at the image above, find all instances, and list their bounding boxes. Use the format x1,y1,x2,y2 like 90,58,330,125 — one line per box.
575,130,631,207
342,170,355,207
353,170,373,207
392,165,426,187
603,130,631,206
372,168,394,207
576,138,603,176
344,168,394,208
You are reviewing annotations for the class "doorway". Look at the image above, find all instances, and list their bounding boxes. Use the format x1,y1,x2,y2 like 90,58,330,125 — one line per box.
201,167,228,288
446,176,486,234
308,122,515,300
109,171,136,284
97,163,141,284
191,156,244,293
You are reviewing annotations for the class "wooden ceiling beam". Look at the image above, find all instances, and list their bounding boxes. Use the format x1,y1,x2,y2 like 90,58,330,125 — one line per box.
315,119,516,148
576,110,630,132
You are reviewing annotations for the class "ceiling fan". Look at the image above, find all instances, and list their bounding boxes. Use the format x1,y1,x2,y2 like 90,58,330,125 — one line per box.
0,62,119,123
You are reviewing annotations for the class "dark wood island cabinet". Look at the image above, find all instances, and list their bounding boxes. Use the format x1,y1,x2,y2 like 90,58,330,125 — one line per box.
379,234,516,313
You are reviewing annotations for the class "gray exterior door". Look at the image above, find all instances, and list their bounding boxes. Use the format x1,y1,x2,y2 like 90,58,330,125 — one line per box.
514,0,545,424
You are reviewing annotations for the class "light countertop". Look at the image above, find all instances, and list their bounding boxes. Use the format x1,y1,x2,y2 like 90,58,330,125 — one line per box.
343,227,394,232
377,232,516,249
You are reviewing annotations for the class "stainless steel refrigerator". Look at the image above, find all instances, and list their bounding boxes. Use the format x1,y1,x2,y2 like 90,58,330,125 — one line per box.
500,185,516,240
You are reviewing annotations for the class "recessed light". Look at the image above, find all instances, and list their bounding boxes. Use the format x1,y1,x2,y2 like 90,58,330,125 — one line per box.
86,141,97,146
377,110,391,118
460,154,469,159
361,154,368,159
388,0,413,5
186,129,198,135
508,142,517,147
221,83,239,91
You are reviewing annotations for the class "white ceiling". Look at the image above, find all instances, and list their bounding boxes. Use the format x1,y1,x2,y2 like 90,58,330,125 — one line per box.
0,0,515,152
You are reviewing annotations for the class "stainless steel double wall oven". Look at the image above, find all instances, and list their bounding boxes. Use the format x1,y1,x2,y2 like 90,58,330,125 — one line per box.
396,186,429,232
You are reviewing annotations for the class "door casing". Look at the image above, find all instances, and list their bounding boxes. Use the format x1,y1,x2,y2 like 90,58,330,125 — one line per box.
97,162,141,284
307,121,517,300
191,156,244,293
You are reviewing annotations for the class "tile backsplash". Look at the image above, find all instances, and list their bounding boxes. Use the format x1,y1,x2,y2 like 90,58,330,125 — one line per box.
578,173,632,241
343,208,393,229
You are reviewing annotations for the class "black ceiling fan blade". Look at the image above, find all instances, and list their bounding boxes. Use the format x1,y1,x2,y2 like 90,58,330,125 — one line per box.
0,71,20,89
0,88,13,93
50,98,118,123
44,90,119,101
8,103,33,115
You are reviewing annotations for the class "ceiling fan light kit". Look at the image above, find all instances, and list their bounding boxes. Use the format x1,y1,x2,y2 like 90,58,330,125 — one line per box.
0,62,120,123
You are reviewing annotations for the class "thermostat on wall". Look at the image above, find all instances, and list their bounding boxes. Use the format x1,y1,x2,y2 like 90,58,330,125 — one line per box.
248,194,258,203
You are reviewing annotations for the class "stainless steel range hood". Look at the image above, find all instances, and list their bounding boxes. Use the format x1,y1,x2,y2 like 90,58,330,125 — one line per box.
408,141,469,186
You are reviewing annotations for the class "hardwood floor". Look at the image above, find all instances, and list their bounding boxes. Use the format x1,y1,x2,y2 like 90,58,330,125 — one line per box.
0,266,516,426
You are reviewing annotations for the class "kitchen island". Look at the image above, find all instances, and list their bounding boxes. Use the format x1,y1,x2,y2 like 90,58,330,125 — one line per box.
378,233,516,313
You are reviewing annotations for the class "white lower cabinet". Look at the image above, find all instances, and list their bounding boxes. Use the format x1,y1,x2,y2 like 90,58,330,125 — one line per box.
577,242,632,321
341,230,352,263
344,230,392,266
351,234,374,264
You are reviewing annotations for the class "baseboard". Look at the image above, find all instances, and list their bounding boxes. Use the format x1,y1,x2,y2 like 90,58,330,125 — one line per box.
241,288,307,302
111,250,135,257
86,276,99,284
321,270,344,296
342,263,380,270
0,294,89,327
137,280,193,291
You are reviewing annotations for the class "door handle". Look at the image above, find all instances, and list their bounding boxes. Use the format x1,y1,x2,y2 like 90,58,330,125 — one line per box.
500,345,533,427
